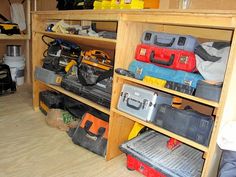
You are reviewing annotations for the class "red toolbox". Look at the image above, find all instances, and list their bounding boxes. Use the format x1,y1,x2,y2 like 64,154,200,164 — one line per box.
127,155,166,177
135,44,196,72
120,131,204,177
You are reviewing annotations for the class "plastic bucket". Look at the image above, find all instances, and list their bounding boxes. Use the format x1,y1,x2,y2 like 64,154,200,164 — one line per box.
7,45,21,56
3,55,25,85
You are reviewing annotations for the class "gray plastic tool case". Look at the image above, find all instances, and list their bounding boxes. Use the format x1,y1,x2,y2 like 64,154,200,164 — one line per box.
120,130,204,177
195,80,222,102
117,84,172,122
141,31,199,52
35,67,62,85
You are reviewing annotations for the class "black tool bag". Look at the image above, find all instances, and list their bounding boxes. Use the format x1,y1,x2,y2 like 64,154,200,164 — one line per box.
72,110,109,156
61,62,113,108
61,75,112,108
153,104,214,146
77,63,113,88
42,55,67,74
64,96,90,119
42,35,82,74
0,64,16,95
39,90,64,115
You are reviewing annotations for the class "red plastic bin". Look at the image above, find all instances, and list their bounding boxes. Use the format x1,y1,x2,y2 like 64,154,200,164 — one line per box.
127,154,166,177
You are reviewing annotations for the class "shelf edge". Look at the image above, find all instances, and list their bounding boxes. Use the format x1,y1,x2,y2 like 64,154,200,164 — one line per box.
111,108,209,153
38,81,110,115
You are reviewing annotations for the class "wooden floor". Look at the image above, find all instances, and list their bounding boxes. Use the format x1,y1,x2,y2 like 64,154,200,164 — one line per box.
0,85,142,177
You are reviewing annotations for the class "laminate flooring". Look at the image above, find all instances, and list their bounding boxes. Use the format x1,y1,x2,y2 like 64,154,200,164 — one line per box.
0,85,142,177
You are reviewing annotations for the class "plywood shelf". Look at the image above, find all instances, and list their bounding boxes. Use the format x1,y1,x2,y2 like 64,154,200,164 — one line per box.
35,31,117,50
111,108,209,153
0,34,30,40
39,81,110,115
115,74,219,108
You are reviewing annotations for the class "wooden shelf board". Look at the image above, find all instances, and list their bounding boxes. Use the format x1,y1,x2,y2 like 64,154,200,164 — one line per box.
0,34,30,40
39,81,110,115
112,108,209,153
115,74,219,108
35,31,117,50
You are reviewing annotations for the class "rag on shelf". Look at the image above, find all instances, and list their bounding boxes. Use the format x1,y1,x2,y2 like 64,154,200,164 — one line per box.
10,3,26,31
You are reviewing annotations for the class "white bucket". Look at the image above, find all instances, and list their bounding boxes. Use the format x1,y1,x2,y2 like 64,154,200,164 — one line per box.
3,55,25,86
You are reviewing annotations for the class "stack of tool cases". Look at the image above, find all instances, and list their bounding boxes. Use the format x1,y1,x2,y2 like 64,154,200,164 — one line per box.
120,131,204,177
61,75,112,108
34,35,113,108
129,31,202,95
35,36,82,85
61,49,113,108
116,31,216,176
117,84,214,146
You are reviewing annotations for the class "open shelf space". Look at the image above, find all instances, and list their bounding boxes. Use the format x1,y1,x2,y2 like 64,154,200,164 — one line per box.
34,31,117,50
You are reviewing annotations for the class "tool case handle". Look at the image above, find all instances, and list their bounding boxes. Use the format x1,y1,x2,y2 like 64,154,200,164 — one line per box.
154,37,175,47
150,51,175,66
127,98,143,110
84,120,105,138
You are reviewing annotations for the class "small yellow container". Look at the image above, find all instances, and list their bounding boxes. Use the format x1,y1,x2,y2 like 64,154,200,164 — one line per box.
120,0,144,9
143,76,167,87
93,0,103,9
111,0,120,9
102,0,112,9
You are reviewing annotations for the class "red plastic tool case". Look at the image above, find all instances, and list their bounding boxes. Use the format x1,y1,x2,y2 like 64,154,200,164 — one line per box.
135,44,196,72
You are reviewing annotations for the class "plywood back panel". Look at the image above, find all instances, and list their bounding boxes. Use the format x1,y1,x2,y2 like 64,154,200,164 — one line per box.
0,0,28,21
35,0,57,11
162,0,236,10
190,0,236,10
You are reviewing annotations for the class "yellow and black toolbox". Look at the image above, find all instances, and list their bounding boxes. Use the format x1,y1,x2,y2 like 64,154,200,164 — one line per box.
0,13,20,35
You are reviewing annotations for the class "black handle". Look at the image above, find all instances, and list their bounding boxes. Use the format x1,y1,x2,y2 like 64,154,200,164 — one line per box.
127,98,142,110
84,120,105,138
150,51,175,66
0,14,9,22
154,37,175,47
77,66,113,86
194,45,221,62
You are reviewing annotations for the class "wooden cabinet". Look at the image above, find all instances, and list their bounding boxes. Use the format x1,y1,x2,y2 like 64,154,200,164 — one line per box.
32,10,236,177
0,0,31,83
31,11,119,113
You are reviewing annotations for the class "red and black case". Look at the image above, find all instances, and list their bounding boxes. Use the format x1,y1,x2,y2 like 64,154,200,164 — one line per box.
135,44,196,72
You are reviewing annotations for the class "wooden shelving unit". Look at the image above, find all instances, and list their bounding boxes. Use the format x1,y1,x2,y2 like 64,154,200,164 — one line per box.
0,0,31,83
32,10,236,177
31,11,118,116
